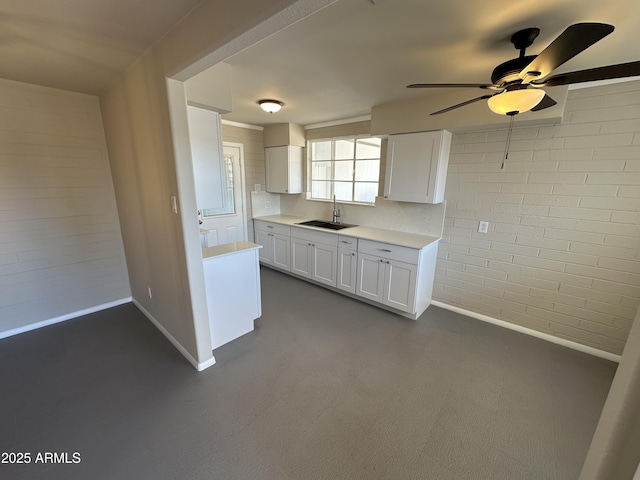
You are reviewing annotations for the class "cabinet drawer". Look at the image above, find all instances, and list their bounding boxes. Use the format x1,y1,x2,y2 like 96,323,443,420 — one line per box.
358,239,419,264
254,220,290,236
337,236,357,251
290,227,338,247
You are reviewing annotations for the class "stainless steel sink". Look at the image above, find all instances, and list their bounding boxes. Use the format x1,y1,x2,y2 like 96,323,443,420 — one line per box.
296,219,357,231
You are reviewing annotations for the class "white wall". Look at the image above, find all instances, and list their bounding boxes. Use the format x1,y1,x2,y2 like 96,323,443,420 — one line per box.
99,0,334,369
0,79,130,336
436,80,640,355
580,304,640,480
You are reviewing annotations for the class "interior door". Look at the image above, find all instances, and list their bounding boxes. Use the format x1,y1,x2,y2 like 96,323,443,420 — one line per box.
200,144,248,246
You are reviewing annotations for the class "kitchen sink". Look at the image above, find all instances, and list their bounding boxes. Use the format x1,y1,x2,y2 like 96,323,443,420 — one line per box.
296,219,357,230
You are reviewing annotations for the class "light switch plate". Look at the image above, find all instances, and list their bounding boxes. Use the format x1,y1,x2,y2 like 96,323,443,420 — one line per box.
478,221,489,234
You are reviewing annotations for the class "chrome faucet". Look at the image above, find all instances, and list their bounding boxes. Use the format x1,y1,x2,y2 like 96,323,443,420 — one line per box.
332,194,341,223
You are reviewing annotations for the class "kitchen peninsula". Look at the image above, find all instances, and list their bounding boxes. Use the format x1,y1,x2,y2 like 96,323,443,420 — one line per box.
202,241,262,349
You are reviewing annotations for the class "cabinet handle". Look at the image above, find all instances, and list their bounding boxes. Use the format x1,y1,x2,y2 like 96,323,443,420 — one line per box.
341,240,352,244
387,260,390,264
267,225,274,229
352,253,355,256
377,248,392,252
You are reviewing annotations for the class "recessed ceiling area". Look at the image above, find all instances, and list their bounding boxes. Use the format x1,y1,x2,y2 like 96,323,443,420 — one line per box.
219,0,640,127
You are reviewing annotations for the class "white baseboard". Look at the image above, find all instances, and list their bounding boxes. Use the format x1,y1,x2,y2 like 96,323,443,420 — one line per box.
0,297,133,340
132,299,216,371
431,300,622,363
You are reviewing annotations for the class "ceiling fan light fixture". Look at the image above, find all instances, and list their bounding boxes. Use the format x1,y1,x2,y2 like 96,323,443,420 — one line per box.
258,99,284,113
487,89,545,115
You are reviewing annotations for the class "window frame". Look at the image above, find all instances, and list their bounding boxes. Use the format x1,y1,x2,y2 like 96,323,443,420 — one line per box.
307,135,382,205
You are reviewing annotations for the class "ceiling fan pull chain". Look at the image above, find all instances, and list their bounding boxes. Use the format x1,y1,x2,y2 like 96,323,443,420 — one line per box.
502,113,516,169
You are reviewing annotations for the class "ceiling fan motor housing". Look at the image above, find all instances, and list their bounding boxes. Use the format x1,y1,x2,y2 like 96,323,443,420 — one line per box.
491,55,537,85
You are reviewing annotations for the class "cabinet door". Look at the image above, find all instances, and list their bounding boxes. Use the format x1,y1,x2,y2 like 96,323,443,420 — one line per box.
255,230,273,265
383,259,418,313
291,238,312,278
272,234,291,271
384,131,450,204
337,248,357,294
356,253,386,302
265,146,303,194
311,243,337,287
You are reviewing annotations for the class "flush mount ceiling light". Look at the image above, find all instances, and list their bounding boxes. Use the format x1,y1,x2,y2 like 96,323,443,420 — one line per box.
258,99,284,113
486,88,545,115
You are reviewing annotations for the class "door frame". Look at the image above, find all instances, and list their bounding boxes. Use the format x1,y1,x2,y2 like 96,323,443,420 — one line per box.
211,141,248,242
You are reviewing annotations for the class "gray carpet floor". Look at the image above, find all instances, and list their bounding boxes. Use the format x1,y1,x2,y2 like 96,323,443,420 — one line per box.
0,267,617,480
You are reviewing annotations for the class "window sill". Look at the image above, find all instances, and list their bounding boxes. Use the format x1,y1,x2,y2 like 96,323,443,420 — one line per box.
305,194,377,208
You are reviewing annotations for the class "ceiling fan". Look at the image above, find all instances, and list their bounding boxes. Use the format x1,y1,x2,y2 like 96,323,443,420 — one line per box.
408,23,640,116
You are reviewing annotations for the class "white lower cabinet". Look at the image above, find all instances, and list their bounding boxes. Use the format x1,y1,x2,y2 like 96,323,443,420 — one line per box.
254,221,291,271
254,219,438,319
337,236,358,294
356,239,421,314
291,227,337,287
356,254,417,313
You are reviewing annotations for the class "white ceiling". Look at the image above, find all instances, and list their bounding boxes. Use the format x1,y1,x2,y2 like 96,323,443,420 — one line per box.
220,0,640,127
1,0,639,126
0,0,202,94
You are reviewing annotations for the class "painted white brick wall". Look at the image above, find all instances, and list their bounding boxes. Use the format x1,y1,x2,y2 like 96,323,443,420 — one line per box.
435,80,640,355
0,79,131,334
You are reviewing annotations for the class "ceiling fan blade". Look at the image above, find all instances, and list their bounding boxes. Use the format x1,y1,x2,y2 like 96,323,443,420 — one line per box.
531,94,557,111
407,83,495,89
431,95,494,115
518,23,614,81
532,61,640,87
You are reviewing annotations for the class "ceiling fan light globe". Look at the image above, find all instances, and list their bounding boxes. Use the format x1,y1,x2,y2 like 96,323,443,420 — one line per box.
487,89,546,115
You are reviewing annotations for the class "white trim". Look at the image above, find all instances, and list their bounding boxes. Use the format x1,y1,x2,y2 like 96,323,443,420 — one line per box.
569,76,640,90
0,297,133,340
221,119,264,131
304,115,371,130
431,300,622,363
132,299,216,371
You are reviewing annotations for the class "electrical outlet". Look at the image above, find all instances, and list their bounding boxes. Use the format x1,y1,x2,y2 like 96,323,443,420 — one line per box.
478,221,489,234
265,201,271,209
170,195,178,214
147,287,153,299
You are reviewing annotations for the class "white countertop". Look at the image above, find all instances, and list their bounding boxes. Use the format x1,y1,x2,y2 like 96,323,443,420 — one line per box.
202,241,262,260
254,215,440,249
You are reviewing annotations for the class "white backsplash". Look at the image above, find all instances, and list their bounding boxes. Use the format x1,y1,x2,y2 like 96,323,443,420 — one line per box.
279,195,446,238
250,191,281,218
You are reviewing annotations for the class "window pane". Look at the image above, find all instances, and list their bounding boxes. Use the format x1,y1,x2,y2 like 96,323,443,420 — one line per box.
355,159,380,181
203,155,235,216
334,139,354,160
334,181,353,201
311,141,331,161
334,160,354,181
356,138,381,159
312,161,332,181
354,182,378,203
311,181,332,200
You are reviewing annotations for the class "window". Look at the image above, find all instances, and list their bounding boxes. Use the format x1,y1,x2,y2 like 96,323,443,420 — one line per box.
309,137,381,204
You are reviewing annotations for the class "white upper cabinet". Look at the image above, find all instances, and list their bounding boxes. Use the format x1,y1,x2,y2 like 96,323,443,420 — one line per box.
383,130,452,204
265,145,303,194
187,106,226,212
